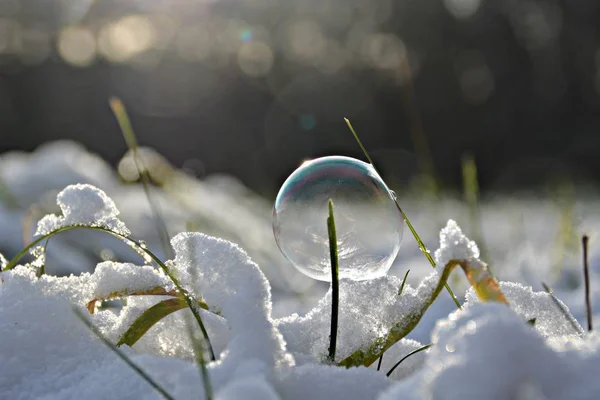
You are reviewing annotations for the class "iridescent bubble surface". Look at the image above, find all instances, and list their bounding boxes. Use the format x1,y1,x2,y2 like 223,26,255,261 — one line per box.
273,156,403,281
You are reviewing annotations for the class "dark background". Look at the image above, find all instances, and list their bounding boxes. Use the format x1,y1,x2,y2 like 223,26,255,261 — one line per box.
1,0,599,196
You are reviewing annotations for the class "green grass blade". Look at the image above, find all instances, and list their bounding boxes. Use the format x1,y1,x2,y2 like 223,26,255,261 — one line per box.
398,270,410,296
185,317,214,400
327,199,340,364
461,153,489,263
118,297,189,347
386,343,432,377
109,97,173,260
73,307,176,400
344,118,461,310
4,224,216,360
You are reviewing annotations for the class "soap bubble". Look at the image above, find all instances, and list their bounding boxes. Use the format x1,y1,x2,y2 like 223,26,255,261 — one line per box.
273,156,403,281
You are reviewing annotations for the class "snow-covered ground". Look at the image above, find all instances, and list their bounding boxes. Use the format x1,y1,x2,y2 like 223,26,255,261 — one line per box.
1,142,599,399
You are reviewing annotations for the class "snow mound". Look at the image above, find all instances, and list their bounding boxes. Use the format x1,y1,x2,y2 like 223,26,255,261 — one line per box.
434,219,480,265
466,281,584,337
35,184,130,236
276,272,440,363
170,232,294,372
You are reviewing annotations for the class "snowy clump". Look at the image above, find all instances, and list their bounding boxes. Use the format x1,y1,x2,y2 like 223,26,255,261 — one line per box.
169,232,294,375
424,303,597,400
35,184,130,236
276,272,441,363
278,364,390,400
465,281,584,337
434,219,480,266
216,378,280,400
380,303,600,400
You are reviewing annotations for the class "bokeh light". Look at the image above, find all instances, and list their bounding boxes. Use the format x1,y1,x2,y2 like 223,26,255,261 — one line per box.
98,15,156,63
58,26,96,67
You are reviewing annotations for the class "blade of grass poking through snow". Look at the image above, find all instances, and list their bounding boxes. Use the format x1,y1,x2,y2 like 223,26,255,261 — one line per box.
386,343,432,377
377,270,412,370
72,307,175,400
339,258,507,368
398,270,410,296
344,118,461,310
461,154,489,263
542,282,584,335
4,224,216,360
37,237,50,277
109,97,173,259
327,199,340,364
582,234,593,331
184,315,214,400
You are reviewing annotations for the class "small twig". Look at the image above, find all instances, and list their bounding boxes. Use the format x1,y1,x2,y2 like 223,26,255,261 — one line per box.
583,235,593,331
386,344,432,377
327,199,339,364
73,308,175,400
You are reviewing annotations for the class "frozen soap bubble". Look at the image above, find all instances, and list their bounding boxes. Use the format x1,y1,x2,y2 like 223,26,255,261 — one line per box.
273,156,403,281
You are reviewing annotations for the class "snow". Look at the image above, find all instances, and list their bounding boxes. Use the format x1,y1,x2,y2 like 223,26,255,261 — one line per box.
170,232,294,371
434,219,480,266
2,141,600,399
36,184,130,236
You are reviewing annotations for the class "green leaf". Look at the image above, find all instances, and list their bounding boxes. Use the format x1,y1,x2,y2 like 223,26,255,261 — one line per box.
118,297,189,347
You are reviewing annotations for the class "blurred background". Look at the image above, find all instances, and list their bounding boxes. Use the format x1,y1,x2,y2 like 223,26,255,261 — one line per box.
1,0,599,196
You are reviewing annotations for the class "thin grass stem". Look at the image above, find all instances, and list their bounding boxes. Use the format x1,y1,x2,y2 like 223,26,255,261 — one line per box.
398,270,410,296
376,354,384,371
327,199,340,364
344,118,461,310
386,343,432,377
109,97,173,259
185,316,213,400
73,307,175,400
583,235,593,331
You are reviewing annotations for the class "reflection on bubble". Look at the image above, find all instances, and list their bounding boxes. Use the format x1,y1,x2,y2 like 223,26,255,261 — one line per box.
273,156,403,281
